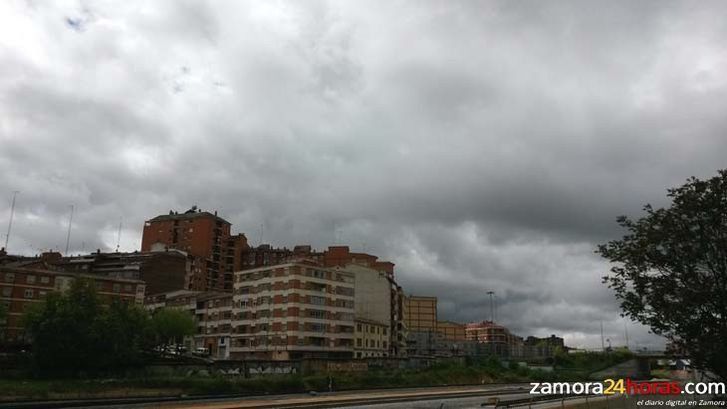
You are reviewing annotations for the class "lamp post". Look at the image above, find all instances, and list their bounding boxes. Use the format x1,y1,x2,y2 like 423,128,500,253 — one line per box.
4,191,19,251
487,291,495,323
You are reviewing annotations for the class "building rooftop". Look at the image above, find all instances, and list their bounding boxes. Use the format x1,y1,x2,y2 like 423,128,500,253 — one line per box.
147,206,231,225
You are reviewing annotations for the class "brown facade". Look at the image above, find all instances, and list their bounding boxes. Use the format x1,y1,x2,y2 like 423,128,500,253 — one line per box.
141,207,248,292
404,295,438,332
465,320,523,357
437,320,466,341
54,250,192,295
1,267,145,344
239,245,395,278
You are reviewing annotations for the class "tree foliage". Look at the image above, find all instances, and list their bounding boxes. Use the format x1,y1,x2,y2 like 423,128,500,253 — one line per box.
151,307,196,347
597,170,727,380
23,278,154,376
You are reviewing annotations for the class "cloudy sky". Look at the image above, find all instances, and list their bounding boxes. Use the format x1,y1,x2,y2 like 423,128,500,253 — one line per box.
2,0,727,349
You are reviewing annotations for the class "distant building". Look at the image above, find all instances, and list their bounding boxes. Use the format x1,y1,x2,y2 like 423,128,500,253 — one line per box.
141,207,248,291
53,250,193,295
465,321,524,358
145,290,233,359
438,320,466,341
354,318,389,358
1,266,145,345
404,295,437,333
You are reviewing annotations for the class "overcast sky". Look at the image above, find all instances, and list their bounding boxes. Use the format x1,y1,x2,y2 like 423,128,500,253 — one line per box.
2,0,727,349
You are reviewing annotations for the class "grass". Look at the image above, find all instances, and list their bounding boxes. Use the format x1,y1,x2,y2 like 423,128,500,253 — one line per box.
0,353,632,402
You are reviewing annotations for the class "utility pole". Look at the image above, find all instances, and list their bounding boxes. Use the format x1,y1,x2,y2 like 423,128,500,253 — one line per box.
600,320,605,351
4,191,19,251
487,291,495,323
64,204,74,255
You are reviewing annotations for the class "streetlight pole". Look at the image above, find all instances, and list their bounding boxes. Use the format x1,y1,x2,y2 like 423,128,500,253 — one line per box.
64,204,74,255
487,291,495,323
4,191,19,251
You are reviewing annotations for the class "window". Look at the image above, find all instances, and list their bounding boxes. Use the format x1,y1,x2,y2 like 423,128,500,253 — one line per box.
310,296,326,306
356,323,362,332
1,287,11,297
40,276,50,284
308,309,326,319
112,284,121,293
124,284,132,292
356,338,362,347
383,328,388,335
26,275,36,284
309,323,326,332
24,289,34,299
4,273,14,283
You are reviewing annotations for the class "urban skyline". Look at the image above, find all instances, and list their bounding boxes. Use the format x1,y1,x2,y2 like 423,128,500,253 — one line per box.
3,1,726,352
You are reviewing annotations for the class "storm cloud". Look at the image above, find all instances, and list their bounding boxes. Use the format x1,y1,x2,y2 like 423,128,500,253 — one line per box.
3,0,727,349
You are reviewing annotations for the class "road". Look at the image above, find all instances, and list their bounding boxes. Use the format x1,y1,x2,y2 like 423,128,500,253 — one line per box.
83,384,533,409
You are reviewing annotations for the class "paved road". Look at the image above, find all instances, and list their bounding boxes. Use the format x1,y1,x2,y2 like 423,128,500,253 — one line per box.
88,384,532,409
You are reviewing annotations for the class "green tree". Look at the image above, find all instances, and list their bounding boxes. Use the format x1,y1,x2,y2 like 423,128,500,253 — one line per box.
23,278,153,375
151,307,196,350
597,170,727,380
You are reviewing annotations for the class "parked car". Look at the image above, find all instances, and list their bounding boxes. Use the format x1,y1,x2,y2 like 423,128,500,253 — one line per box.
194,347,209,356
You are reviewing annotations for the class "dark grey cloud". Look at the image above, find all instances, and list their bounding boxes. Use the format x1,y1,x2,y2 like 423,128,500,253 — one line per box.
3,0,727,349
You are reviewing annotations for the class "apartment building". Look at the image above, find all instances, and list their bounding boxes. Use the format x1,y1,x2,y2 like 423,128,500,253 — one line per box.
404,295,437,332
141,207,248,291
239,245,396,278
354,318,389,358
465,321,524,358
437,320,466,341
231,262,356,360
53,249,193,295
1,266,145,344
195,292,234,359
145,290,233,359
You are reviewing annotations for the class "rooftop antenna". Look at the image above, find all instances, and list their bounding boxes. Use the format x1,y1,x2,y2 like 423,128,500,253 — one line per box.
64,204,74,255
4,191,19,251
116,217,123,252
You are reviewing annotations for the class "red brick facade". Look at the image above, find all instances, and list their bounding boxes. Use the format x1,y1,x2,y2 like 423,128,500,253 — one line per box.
141,207,248,291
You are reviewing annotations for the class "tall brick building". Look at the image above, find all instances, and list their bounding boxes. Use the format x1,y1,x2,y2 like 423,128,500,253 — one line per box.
141,207,248,291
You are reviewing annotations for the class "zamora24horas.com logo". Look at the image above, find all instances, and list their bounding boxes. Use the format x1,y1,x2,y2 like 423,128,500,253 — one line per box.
530,379,726,396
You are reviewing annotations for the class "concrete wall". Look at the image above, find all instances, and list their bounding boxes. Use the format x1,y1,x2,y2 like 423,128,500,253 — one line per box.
346,265,391,326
